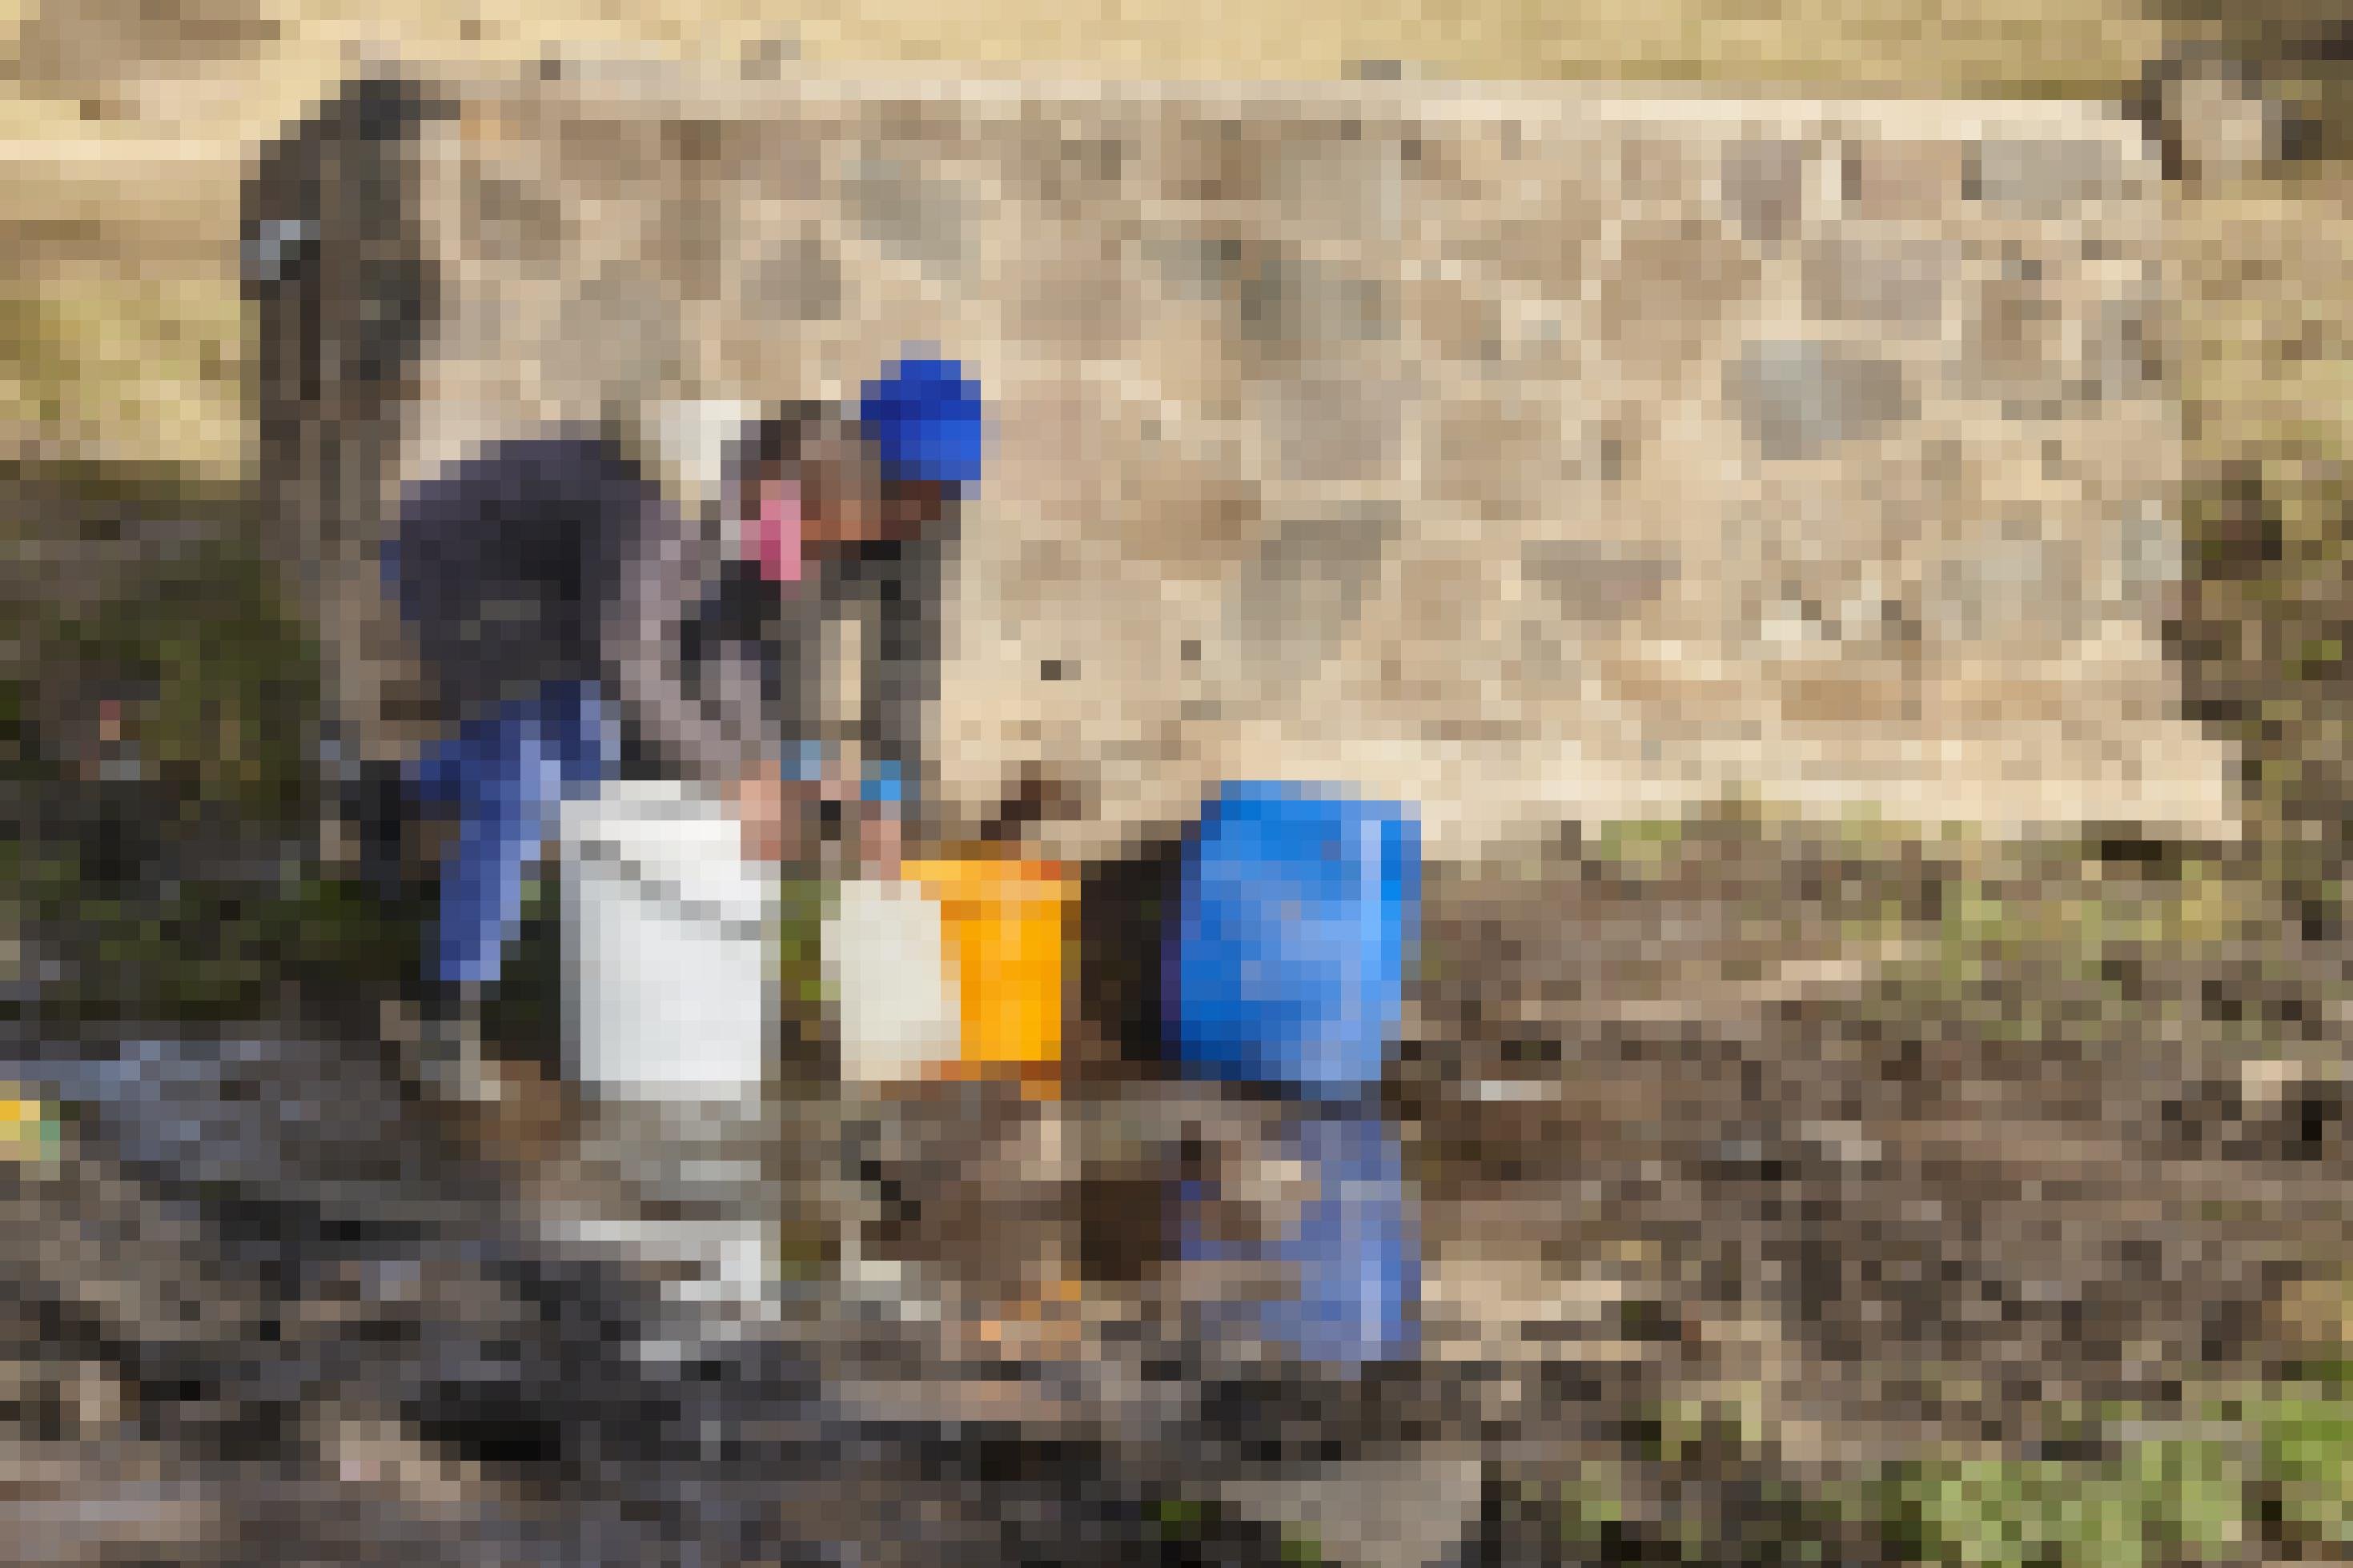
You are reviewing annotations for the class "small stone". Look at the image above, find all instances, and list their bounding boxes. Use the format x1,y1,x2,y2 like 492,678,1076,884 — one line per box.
2239,1056,2340,1115
1725,339,1913,462
1967,137,2124,212
739,31,798,78
844,152,968,278
1271,130,1405,243
742,228,844,323
1214,239,1398,354
1260,370,1407,484
1230,505,1400,670
1220,1450,1487,1568
1519,540,1680,625
465,173,569,270
1721,138,1814,247
2079,295,2160,406
538,262,685,400
1802,232,1948,331
1842,140,1967,222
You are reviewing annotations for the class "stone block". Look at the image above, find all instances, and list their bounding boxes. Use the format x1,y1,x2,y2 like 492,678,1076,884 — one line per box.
1725,339,1916,462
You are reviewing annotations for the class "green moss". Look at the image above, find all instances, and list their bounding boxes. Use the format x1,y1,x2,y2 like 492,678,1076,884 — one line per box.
776,877,835,1012
1278,1527,1327,1566
1555,1463,1632,1550
1152,1498,1206,1538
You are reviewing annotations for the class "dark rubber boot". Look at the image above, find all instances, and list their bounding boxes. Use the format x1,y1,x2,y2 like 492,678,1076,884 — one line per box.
350,760,411,906
385,981,504,1109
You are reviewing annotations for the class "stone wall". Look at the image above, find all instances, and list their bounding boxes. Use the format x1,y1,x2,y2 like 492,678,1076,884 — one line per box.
251,65,2239,860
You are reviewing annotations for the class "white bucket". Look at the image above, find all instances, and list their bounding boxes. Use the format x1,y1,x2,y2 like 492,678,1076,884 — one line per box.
560,780,781,1100
823,876,960,1085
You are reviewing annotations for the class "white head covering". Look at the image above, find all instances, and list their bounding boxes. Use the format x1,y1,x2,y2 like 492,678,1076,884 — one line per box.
626,397,765,518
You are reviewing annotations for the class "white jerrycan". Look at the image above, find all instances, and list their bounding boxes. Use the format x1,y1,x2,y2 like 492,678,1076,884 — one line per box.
823,876,962,1085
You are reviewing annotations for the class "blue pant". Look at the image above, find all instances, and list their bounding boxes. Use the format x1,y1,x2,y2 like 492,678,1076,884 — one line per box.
405,681,619,989
401,689,897,989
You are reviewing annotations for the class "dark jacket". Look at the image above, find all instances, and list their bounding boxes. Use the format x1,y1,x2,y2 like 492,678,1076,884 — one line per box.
384,428,952,796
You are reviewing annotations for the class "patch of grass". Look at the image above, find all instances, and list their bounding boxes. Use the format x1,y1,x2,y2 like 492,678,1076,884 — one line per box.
1655,1392,1769,1465
1578,788,1920,886
1862,832,2270,1041
2178,462,2353,938
1926,864,2222,969
40,538,315,821
1152,1497,1207,1538
1849,1373,2353,1567
1554,1326,2353,1566
2252,1377,2353,1550
1884,1440,2249,1568
6,535,407,1025
2171,174,2353,935
1572,792,2252,985
0,452,250,527
1279,1526,1327,1566
1554,1462,1634,1552
1582,814,1690,880
0,271,246,479
1149,1496,1327,1566
30,860,416,1027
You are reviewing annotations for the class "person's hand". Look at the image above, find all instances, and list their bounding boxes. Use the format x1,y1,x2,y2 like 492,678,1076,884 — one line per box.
729,764,812,865
727,765,781,864
856,798,905,880
817,764,858,805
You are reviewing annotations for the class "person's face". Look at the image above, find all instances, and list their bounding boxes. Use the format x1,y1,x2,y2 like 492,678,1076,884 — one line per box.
753,435,885,551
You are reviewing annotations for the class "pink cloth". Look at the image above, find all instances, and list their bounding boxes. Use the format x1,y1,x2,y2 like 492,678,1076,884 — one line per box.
751,478,804,584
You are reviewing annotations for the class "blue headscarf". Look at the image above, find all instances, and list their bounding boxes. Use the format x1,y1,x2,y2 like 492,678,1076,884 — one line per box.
859,353,984,492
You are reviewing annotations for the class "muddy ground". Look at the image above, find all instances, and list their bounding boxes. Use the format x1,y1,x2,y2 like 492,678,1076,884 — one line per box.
8,723,2352,1564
